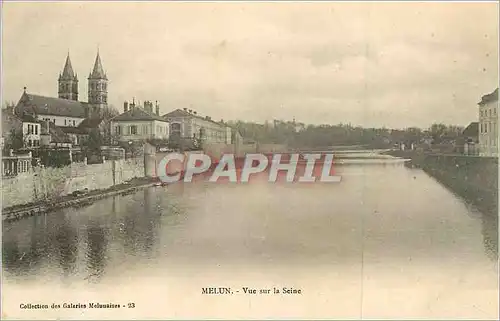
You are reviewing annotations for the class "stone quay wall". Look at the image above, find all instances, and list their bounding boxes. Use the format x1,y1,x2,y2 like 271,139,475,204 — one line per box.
2,157,144,209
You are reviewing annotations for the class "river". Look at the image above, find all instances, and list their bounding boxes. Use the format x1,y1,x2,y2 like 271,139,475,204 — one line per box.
2,154,498,319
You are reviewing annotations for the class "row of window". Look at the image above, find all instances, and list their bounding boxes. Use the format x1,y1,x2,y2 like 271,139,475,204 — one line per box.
484,139,497,147
2,160,30,176
90,82,107,91
64,119,77,126
115,124,168,136
89,95,108,104
43,117,56,124
26,124,39,135
59,83,76,92
480,121,498,134
26,140,40,147
480,108,497,118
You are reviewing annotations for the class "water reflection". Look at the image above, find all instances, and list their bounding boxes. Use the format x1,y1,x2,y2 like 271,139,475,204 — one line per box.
55,216,78,277
85,222,107,281
2,161,498,281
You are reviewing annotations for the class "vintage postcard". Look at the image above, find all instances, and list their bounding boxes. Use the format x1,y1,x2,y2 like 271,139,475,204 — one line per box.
1,1,498,320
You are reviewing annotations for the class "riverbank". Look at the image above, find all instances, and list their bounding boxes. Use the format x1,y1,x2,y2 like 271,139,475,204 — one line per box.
2,177,160,222
384,150,498,218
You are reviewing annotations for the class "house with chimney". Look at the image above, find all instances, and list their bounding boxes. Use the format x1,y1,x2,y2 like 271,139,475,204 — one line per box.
110,99,169,144
162,108,232,146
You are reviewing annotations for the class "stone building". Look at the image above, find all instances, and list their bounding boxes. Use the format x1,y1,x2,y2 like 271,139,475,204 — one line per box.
478,88,498,157
163,108,232,145
110,100,169,144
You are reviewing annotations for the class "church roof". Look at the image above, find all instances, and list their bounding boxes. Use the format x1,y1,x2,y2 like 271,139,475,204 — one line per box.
112,107,167,122
60,53,77,80
89,51,107,79
15,92,87,118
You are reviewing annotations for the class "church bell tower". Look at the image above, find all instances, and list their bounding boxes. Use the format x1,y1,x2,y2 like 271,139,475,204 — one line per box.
87,50,108,118
58,53,79,101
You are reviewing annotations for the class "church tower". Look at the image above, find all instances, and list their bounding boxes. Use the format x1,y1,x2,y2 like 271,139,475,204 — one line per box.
58,53,79,101
87,50,108,118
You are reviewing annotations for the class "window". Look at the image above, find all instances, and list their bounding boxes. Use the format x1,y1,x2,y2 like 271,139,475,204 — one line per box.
65,119,67,125
35,125,38,135
73,120,76,126
115,125,121,135
130,125,137,135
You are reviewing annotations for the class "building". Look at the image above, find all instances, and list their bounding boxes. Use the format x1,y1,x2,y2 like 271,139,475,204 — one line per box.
110,100,169,144
478,88,498,157
459,122,479,155
2,150,33,177
14,51,109,131
1,109,42,149
163,108,232,145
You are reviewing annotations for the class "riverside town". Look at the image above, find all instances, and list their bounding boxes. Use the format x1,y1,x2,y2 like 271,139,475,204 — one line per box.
1,2,498,320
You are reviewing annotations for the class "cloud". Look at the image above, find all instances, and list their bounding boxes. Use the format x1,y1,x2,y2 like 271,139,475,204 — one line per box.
2,2,498,128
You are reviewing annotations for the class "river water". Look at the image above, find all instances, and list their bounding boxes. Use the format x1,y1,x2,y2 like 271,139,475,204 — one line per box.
2,154,498,319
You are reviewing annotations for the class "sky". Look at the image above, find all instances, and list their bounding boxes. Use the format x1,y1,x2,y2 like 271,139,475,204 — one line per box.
1,1,498,129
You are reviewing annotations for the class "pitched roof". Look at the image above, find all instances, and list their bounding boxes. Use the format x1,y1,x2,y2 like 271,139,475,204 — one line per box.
112,107,167,122
46,122,73,143
163,108,227,127
15,92,87,118
78,118,104,129
462,122,479,137
89,52,107,79
60,53,76,80
478,88,498,105
59,126,87,135
163,109,192,118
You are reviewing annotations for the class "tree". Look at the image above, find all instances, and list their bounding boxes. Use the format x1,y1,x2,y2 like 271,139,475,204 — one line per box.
102,105,120,120
3,128,25,151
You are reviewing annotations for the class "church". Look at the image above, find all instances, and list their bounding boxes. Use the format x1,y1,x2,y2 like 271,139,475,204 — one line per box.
13,51,110,145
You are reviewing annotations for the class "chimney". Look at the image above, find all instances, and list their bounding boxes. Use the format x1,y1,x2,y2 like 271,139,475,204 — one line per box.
124,101,129,113
183,107,188,111
155,101,160,116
